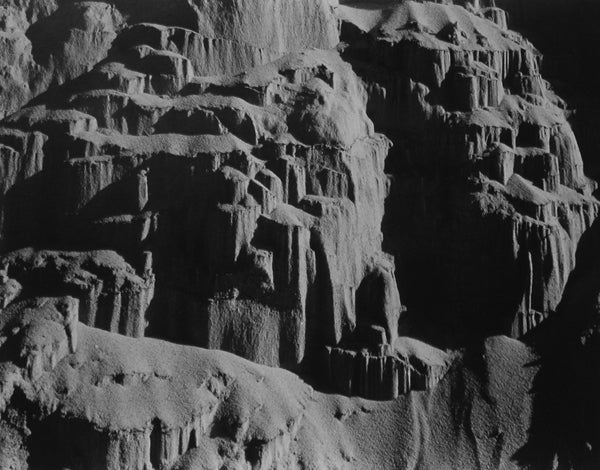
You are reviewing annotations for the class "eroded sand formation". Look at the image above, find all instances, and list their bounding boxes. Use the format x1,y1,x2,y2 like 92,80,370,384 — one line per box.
0,0,599,468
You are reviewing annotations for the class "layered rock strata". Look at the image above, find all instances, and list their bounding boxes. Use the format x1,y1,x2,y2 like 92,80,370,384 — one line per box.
0,0,339,118
0,248,155,337
0,26,402,370
0,0,599,468
338,0,599,344
326,336,450,399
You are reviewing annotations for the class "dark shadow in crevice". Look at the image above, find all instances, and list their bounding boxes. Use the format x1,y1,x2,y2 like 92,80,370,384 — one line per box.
514,217,600,469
